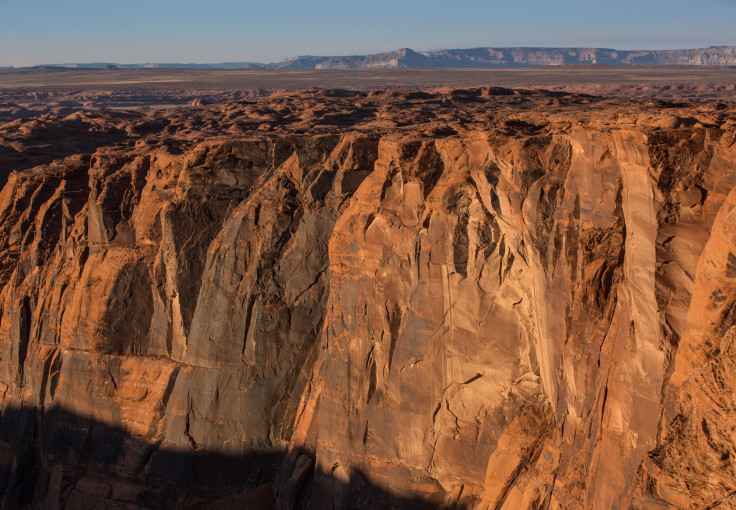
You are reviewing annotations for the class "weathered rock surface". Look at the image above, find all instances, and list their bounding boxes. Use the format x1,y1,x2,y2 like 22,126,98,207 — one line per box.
1,89,736,509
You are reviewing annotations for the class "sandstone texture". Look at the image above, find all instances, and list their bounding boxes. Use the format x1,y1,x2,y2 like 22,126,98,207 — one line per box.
1,89,736,509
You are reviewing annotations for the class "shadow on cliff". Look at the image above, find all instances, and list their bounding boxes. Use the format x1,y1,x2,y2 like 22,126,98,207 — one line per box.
0,404,461,510
0,118,133,187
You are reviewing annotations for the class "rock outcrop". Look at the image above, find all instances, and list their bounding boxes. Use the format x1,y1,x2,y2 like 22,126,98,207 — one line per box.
1,89,736,509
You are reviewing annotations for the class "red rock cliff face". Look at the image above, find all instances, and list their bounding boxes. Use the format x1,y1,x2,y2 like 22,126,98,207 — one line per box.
1,89,736,509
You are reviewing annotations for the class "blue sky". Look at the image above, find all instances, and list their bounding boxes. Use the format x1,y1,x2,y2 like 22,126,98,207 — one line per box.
1,0,735,66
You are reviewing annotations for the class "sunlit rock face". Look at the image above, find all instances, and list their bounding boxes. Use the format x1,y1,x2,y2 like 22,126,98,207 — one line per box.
0,88,735,509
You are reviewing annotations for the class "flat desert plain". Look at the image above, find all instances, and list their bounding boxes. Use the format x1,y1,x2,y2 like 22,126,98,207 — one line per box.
1,66,735,115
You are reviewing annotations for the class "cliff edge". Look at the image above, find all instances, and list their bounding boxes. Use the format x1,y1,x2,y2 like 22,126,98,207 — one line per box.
1,89,736,509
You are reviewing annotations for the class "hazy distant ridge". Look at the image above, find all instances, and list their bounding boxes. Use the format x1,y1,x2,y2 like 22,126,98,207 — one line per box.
275,46,736,69
28,46,736,70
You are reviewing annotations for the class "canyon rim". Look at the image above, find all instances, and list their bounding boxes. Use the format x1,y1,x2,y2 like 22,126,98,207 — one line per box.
1,87,736,509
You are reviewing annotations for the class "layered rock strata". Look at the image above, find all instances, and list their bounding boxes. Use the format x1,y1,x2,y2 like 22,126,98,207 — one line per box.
0,89,736,509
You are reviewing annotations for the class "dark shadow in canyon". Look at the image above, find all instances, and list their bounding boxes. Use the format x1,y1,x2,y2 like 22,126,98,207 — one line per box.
0,118,133,186
0,404,460,510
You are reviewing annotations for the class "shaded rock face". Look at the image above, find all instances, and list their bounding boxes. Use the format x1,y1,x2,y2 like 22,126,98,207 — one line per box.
1,89,736,509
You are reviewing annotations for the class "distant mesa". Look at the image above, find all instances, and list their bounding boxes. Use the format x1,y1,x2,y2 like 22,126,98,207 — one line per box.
19,45,736,71
273,45,736,69
27,61,266,71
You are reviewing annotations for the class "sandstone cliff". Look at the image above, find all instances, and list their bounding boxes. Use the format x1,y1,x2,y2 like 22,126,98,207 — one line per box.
1,89,736,509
